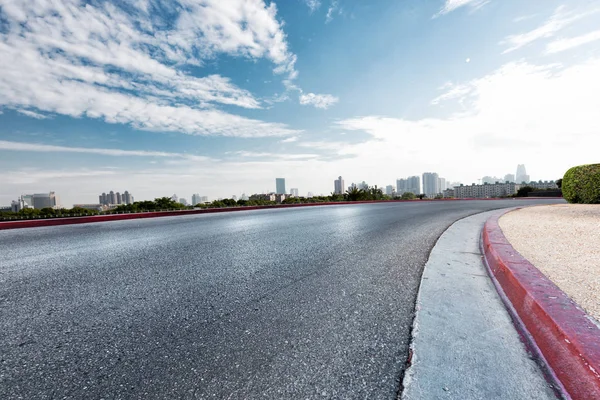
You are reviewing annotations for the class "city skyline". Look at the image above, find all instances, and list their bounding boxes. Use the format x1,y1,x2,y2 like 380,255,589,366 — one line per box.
2,163,561,207
1,1,598,206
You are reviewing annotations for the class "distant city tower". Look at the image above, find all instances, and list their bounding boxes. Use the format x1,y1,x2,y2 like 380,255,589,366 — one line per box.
276,178,286,194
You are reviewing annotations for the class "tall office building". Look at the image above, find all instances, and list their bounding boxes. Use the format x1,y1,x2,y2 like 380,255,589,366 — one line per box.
422,172,440,198
438,177,447,191
385,185,394,196
192,193,201,205
290,188,299,197
504,174,515,183
116,192,122,204
334,176,345,194
516,164,530,183
407,176,421,195
396,179,407,195
276,178,286,194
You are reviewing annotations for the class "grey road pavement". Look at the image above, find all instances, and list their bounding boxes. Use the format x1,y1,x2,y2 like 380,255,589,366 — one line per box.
0,200,563,399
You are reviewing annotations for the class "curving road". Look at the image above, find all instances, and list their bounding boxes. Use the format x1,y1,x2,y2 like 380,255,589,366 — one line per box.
0,199,563,399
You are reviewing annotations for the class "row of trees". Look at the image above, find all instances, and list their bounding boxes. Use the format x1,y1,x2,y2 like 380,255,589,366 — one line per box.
0,206,99,219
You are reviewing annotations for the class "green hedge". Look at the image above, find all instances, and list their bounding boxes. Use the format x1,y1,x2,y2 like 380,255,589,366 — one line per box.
562,164,600,204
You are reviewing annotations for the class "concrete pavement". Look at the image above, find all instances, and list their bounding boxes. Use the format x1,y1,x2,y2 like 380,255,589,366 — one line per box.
402,210,559,400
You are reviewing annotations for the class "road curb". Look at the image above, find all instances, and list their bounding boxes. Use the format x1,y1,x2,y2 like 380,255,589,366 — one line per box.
482,209,600,400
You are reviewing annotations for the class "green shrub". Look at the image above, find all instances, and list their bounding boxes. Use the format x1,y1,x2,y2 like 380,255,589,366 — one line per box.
562,164,600,204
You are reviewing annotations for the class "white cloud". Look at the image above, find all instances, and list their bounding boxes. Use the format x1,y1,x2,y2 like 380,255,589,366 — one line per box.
502,5,600,54
304,0,321,13
430,82,473,105
16,109,51,119
333,58,600,184
233,150,319,160
435,0,489,17
326,0,340,23
0,0,304,137
546,30,600,54
280,136,300,143
299,93,339,109
0,141,214,162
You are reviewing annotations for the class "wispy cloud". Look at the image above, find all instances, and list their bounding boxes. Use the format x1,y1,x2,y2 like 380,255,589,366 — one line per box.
0,0,306,137
280,136,300,143
435,0,489,17
546,29,600,54
0,141,214,162
299,93,339,109
304,0,321,13
334,58,600,181
326,0,340,23
232,150,319,160
502,5,600,54
16,109,51,119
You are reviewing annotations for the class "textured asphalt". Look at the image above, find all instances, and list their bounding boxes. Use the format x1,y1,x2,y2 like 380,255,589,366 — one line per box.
0,199,563,399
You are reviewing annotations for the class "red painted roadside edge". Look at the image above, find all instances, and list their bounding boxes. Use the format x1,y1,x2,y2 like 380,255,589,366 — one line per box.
0,197,562,231
482,210,600,400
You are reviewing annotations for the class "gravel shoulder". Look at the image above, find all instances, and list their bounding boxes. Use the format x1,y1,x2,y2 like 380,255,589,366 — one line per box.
499,204,600,322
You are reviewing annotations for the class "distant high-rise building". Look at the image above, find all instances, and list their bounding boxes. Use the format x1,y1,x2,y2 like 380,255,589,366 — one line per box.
422,172,440,197
438,177,447,191
122,191,133,205
31,192,58,209
407,176,421,195
334,176,345,194
396,179,407,195
276,178,286,194
179,198,188,206
290,188,299,197
358,181,368,190
307,192,314,198
348,183,357,191
109,191,117,205
504,174,515,183
99,192,107,205
116,192,122,204
385,185,394,196
200,196,209,203
192,194,201,205
516,164,530,183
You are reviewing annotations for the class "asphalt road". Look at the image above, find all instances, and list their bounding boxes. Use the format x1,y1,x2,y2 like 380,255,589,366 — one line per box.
0,199,564,399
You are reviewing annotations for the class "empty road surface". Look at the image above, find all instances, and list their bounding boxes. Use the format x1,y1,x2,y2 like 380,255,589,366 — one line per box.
0,200,563,399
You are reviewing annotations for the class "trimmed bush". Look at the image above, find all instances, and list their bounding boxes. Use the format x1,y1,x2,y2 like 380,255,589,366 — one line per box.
562,164,600,204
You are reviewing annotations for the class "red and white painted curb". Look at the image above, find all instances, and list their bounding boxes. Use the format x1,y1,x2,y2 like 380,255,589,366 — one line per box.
482,209,600,400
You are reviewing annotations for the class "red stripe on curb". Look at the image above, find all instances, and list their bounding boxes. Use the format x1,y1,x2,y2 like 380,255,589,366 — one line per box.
0,198,558,231
482,211,600,400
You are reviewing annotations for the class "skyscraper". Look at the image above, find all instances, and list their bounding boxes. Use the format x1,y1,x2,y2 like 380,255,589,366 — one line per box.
192,193,201,205
396,179,407,195
276,178,286,194
407,176,421,195
385,185,394,196
516,164,530,183
422,172,440,197
334,176,345,194
122,191,133,205
116,192,122,204
108,191,117,205
438,177,447,191
290,188,299,197
504,174,515,183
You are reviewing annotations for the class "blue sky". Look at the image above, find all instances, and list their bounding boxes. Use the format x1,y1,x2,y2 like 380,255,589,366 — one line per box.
1,0,599,206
